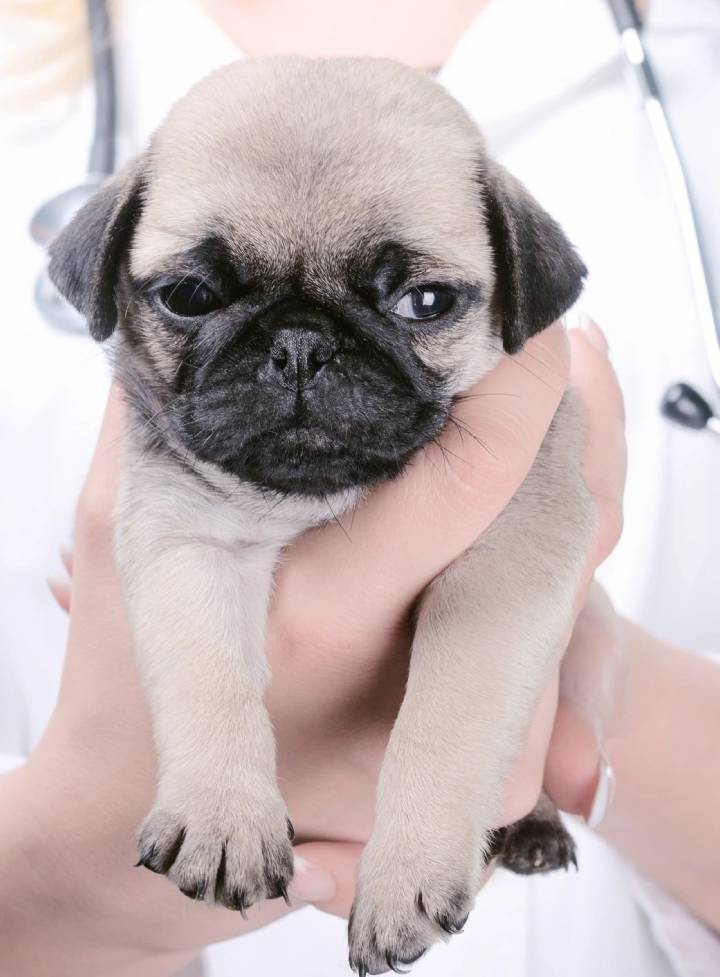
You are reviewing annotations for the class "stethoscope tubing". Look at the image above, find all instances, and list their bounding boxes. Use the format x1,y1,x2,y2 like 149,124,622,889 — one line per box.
608,0,720,432
87,0,116,177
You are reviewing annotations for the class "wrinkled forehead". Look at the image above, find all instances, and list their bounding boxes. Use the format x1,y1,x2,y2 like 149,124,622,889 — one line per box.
131,57,491,285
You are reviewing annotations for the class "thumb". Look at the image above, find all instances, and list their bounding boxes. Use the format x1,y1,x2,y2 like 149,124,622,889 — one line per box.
290,841,365,918
280,324,569,629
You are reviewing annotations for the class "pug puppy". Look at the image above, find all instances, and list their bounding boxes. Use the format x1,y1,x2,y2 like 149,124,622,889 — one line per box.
49,57,592,975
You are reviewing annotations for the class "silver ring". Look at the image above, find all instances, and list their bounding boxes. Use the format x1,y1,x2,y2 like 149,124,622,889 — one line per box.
586,750,616,829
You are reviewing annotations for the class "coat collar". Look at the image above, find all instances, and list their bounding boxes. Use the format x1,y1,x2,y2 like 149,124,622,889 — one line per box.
115,0,621,157
439,0,621,148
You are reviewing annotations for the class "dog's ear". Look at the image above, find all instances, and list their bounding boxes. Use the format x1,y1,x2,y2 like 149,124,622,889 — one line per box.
48,155,147,341
481,161,587,354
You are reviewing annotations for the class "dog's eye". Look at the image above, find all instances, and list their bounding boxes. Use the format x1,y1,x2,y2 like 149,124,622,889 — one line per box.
391,286,454,320
158,280,223,318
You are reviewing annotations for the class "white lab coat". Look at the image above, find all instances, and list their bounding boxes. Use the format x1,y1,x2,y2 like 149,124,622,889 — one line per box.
1,0,719,974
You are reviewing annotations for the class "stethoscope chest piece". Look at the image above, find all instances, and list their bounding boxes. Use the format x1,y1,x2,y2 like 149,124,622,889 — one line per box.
30,176,108,334
661,382,720,435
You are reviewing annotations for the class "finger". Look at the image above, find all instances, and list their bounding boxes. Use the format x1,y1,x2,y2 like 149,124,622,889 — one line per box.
546,582,625,816
47,576,71,614
277,324,570,632
56,383,153,765
75,384,127,550
544,696,599,817
502,676,558,824
544,326,625,811
287,850,338,904
568,325,626,572
292,841,364,917
293,841,499,921
60,546,74,577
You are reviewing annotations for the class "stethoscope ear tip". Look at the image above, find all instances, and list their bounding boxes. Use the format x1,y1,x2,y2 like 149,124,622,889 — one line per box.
661,382,717,432
34,270,88,336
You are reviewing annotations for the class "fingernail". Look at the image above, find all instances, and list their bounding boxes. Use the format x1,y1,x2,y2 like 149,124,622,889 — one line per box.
585,750,616,829
582,320,609,354
562,307,591,331
47,576,71,610
287,854,336,903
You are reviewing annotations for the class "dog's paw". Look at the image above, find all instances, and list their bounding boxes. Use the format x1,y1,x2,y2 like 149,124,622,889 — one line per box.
498,815,577,875
348,857,476,975
136,802,294,911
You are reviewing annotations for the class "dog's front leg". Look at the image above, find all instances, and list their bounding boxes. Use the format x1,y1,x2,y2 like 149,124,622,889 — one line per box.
116,498,292,910
349,437,592,973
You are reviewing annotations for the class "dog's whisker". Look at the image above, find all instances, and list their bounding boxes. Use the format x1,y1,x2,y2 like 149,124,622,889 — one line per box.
500,351,563,395
520,344,568,380
447,414,499,460
453,392,520,402
123,291,141,321
164,266,205,305
323,493,352,542
447,414,466,448
433,434,468,467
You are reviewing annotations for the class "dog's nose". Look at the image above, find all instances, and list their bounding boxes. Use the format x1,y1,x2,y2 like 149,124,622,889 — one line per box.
269,329,336,387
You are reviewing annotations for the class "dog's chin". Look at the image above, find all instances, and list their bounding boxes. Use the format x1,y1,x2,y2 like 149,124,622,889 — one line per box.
202,421,446,497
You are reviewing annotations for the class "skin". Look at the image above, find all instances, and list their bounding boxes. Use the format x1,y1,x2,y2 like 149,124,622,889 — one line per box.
604,630,720,928
197,0,648,66
0,323,629,977
198,0,491,68
4,2,714,972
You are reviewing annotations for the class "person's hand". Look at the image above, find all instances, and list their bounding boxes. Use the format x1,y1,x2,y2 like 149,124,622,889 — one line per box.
4,320,624,975
544,323,627,820
281,320,627,916
545,582,628,819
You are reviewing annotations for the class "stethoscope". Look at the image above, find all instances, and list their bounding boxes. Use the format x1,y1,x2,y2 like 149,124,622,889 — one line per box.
29,0,115,335
606,0,720,434
29,0,720,437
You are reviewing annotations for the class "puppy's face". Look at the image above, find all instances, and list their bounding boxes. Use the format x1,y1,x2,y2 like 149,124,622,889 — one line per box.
50,57,585,496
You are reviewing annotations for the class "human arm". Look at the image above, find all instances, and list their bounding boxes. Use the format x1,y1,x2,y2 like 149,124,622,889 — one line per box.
0,323,624,975
601,623,720,930
546,614,720,932
300,325,720,934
